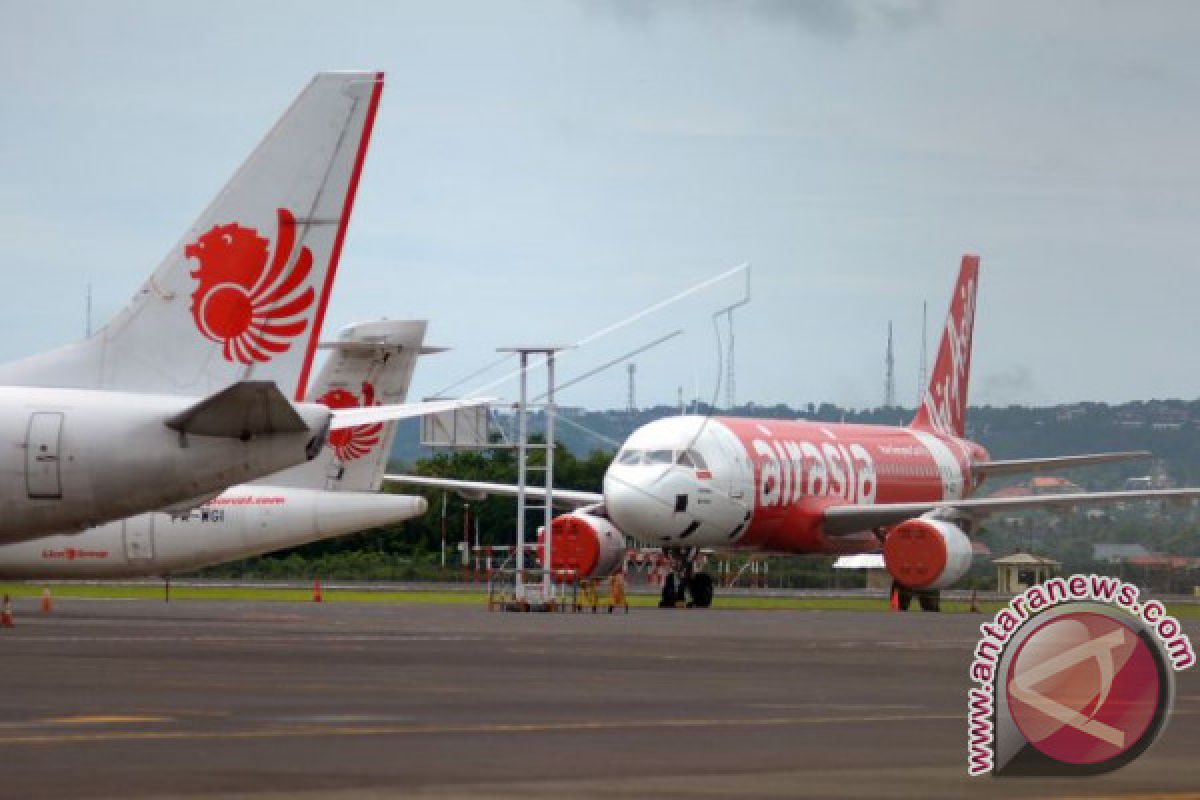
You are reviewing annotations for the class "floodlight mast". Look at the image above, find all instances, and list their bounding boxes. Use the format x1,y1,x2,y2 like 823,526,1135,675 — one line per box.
498,346,569,601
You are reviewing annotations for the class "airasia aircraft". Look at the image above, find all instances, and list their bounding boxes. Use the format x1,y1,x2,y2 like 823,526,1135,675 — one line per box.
0,320,434,578
391,255,1196,609
0,71,478,544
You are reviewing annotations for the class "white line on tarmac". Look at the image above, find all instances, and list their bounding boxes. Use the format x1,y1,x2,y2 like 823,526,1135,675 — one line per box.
0,712,963,747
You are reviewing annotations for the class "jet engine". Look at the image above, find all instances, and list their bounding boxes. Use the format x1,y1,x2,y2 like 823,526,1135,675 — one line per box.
883,517,974,590
537,511,627,580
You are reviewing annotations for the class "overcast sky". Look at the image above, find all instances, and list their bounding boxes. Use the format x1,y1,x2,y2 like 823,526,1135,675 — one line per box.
1,1,1198,410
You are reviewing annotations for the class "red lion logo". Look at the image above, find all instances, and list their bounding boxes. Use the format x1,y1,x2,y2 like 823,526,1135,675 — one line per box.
185,208,315,364
318,382,384,461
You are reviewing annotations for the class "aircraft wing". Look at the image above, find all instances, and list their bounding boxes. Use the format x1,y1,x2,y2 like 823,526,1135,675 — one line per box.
972,451,1151,478
382,474,603,509
330,398,490,430
822,488,1200,536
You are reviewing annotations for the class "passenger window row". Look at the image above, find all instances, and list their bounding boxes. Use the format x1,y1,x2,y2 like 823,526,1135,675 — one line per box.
878,461,941,478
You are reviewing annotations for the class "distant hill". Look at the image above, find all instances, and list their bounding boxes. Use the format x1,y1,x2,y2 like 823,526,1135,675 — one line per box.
393,399,1200,487
200,398,1200,583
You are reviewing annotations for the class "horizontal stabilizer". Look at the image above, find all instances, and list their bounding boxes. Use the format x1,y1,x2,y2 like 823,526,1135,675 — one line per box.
973,451,1151,478
317,340,449,356
166,381,309,438
329,397,491,430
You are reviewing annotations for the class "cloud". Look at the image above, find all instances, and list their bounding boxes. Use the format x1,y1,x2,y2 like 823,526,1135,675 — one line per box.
586,0,940,41
978,366,1038,407
873,0,940,32
749,0,859,39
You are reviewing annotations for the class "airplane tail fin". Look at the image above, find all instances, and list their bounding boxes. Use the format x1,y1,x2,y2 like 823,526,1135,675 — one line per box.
0,72,384,402
268,319,438,492
910,254,980,438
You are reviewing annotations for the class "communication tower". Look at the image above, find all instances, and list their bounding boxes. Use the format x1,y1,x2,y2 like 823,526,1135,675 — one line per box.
917,300,928,406
884,321,896,408
725,308,736,409
626,362,636,413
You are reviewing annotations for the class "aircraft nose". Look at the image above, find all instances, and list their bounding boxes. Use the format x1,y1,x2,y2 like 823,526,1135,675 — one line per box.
604,468,678,543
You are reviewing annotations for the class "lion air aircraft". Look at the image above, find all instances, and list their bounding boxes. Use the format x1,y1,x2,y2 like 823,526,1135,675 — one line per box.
0,72,477,544
0,320,434,578
390,255,1199,610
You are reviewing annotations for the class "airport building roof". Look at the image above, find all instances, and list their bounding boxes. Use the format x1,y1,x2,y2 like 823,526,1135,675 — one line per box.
992,552,1061,566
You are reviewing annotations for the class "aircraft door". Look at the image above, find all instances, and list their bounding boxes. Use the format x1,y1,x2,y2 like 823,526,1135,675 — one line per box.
123,516,155,563
25,412,64,499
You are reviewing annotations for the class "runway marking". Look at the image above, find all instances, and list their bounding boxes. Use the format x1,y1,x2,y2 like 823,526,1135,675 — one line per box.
0,712,963,747
1058,795,1200,800
9,634,487,644
45,715,170,725
747,703,926,711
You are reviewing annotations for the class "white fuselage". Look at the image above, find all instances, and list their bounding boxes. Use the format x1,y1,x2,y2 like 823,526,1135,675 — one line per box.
0,386,329,543
0,486,425,578
603,415,978,553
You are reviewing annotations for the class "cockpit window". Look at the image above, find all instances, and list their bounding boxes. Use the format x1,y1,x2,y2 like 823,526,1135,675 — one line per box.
645,449,674,465
616,449,643,465
618,448,702,468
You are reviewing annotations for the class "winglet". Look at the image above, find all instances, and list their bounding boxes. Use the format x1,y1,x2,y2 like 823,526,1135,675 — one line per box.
166,381,309,438
911,254,980,438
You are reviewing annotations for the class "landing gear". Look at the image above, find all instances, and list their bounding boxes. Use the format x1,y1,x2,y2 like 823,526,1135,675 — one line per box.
658,548,714,609
688,573,714,608
918,591,941,613
659,573,681,607
890,581,941,612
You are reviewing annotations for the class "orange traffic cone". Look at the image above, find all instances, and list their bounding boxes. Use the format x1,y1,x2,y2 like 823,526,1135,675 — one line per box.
312,580,323,603
1,594,14,627
40,588,52,614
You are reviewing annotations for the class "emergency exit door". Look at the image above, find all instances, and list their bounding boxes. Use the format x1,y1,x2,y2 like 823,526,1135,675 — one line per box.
123,517,155,563
25,412,64,499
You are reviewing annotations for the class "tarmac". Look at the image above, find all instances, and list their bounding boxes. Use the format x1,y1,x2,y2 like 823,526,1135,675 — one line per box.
0,596,1197,799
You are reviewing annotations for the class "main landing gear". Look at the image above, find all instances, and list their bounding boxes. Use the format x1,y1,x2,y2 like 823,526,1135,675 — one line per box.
659,548,714,609
890,581,941,612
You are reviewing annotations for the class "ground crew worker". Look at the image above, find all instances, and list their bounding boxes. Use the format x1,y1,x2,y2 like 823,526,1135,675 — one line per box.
581,579,599,613
608,572,628,614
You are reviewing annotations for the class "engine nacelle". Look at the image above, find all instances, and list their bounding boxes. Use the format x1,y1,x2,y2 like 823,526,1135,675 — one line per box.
537,511,627,580
883,517,974,590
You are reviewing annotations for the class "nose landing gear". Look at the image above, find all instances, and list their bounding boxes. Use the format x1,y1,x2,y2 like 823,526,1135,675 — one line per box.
688,572,714,608
889,581,941,612
658,548,714,608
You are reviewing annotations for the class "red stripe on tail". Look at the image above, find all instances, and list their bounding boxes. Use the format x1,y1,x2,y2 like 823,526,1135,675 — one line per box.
293,72,385,401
